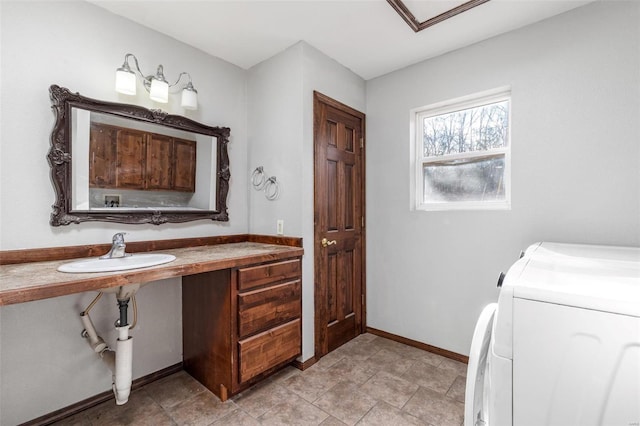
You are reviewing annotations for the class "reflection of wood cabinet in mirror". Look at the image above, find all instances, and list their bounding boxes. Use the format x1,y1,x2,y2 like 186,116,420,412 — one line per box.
145,132,172,190
89,124,116,187
173,139,197,192
116,128,146,189
89,123,197,192
48,84,230,226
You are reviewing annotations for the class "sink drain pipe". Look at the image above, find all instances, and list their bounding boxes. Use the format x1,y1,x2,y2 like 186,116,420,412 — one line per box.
80,293,134,405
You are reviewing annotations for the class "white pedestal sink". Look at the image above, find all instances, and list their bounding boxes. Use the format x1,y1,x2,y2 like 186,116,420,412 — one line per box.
58,253,176,273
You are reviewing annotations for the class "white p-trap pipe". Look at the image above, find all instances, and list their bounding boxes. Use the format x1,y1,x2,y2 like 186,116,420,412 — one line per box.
80,313,107,353
113,325,133,405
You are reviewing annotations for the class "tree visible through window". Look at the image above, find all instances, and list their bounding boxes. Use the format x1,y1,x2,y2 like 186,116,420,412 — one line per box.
414,90,511,210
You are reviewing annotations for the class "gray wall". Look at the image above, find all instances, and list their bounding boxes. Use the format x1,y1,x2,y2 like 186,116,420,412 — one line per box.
1,0,638,423
247,41,366,361
365,0,640,356
0,2,248,424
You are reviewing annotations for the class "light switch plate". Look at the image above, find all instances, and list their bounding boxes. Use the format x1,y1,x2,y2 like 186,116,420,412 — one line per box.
276,220,284,235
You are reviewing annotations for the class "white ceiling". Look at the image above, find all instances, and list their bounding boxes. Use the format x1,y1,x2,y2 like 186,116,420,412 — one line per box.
92,0,595,80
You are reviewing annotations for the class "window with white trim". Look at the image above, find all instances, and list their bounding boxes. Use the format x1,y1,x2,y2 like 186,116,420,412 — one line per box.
413,89,511,211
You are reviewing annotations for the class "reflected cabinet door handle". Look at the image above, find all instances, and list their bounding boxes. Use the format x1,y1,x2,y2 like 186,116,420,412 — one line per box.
321,238,337,247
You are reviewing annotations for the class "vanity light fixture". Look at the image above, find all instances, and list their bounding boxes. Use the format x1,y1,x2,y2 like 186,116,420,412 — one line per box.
115,53,198,110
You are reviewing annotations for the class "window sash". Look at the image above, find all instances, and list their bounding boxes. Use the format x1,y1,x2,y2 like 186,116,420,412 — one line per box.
412,88,511,211
416,90,511,122
420,147,508,165
418,97,510,160
421,151,507,203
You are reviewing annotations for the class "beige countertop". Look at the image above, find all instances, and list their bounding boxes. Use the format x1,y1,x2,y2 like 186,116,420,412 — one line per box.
0,242,303,306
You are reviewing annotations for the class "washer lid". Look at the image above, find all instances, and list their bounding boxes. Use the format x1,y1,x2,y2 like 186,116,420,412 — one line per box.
513,242,640,317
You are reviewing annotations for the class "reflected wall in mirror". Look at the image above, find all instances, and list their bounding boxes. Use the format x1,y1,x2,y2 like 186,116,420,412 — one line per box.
48,85,230,226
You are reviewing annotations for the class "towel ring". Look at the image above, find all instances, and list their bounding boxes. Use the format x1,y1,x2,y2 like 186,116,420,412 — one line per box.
264,177,280,201
251,166,267,190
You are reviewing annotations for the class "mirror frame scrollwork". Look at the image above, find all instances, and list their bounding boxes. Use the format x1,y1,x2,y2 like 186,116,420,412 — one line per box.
48,85,230,226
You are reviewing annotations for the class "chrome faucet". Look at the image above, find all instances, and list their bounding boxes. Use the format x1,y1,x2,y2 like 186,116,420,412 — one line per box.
100,233,129,259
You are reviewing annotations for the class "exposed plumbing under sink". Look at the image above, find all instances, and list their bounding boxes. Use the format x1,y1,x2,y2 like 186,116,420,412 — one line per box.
100,283,145,297
80,283,141,405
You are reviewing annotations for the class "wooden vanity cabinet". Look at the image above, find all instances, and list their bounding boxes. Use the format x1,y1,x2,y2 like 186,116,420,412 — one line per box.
182,257,302,401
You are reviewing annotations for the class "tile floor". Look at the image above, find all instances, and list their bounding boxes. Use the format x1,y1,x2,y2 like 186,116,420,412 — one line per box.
53,333,467,426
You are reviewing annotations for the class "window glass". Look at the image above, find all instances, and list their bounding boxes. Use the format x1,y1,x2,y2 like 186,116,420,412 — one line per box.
413,90,511,211
423,155,506,203
422,100,509,157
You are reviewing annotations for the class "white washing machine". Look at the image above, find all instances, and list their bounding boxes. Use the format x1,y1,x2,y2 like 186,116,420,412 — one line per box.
465,242,640,426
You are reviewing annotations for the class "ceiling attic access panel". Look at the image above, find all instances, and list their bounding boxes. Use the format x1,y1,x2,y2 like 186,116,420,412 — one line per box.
387,0,491,32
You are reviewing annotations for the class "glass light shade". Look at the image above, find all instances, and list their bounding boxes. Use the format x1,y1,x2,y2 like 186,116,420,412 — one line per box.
181,86,198,110
115,68,136,95
149,78,169,103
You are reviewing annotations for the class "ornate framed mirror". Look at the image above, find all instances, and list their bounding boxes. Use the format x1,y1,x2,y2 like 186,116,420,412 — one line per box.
48,85,230,226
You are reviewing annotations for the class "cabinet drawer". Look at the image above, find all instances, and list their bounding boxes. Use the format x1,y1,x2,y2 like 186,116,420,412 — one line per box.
238,319,301,383
237,259,301,291
238,280,301,338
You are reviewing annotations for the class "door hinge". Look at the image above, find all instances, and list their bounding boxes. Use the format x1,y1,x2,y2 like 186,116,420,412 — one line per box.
360,138,364,149
361,216,365,228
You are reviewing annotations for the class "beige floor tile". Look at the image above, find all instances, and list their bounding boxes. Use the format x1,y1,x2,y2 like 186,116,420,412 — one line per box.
166,391,237,426
365,348,416,377
232,380,294,418
313,381,378,426
402,359,458,394
47,334,470,426
144,371,207,409
357,401,427,426
375,338,432,361
311,349,347,371
416,350,448,367
268,365,302,382
352,333,379,343
403,387,464,426
327,356,378,384
438,358,468,377
211,409,261,425
83,389,175,426
321,415,349,425
360,370,419,408
335,338,382,361
446,375,467,403
282,367,342,402
259,395,330,425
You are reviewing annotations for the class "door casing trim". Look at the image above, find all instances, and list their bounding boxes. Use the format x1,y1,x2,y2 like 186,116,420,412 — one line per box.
312,91,366,360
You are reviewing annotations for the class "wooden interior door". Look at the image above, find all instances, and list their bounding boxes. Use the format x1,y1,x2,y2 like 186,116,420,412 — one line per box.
314,91,366,358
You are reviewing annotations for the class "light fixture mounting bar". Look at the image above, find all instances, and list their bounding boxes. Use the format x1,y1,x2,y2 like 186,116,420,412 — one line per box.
121,54,193,92
387,0,491,33
115,53,198,110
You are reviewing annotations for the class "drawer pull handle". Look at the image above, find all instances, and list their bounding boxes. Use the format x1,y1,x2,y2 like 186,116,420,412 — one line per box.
321,238,337,247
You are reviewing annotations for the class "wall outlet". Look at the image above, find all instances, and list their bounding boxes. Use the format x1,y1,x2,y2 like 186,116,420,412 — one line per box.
276,219,284,235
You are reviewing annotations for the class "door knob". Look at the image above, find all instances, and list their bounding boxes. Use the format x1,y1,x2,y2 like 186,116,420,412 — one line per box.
321,238,337,247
